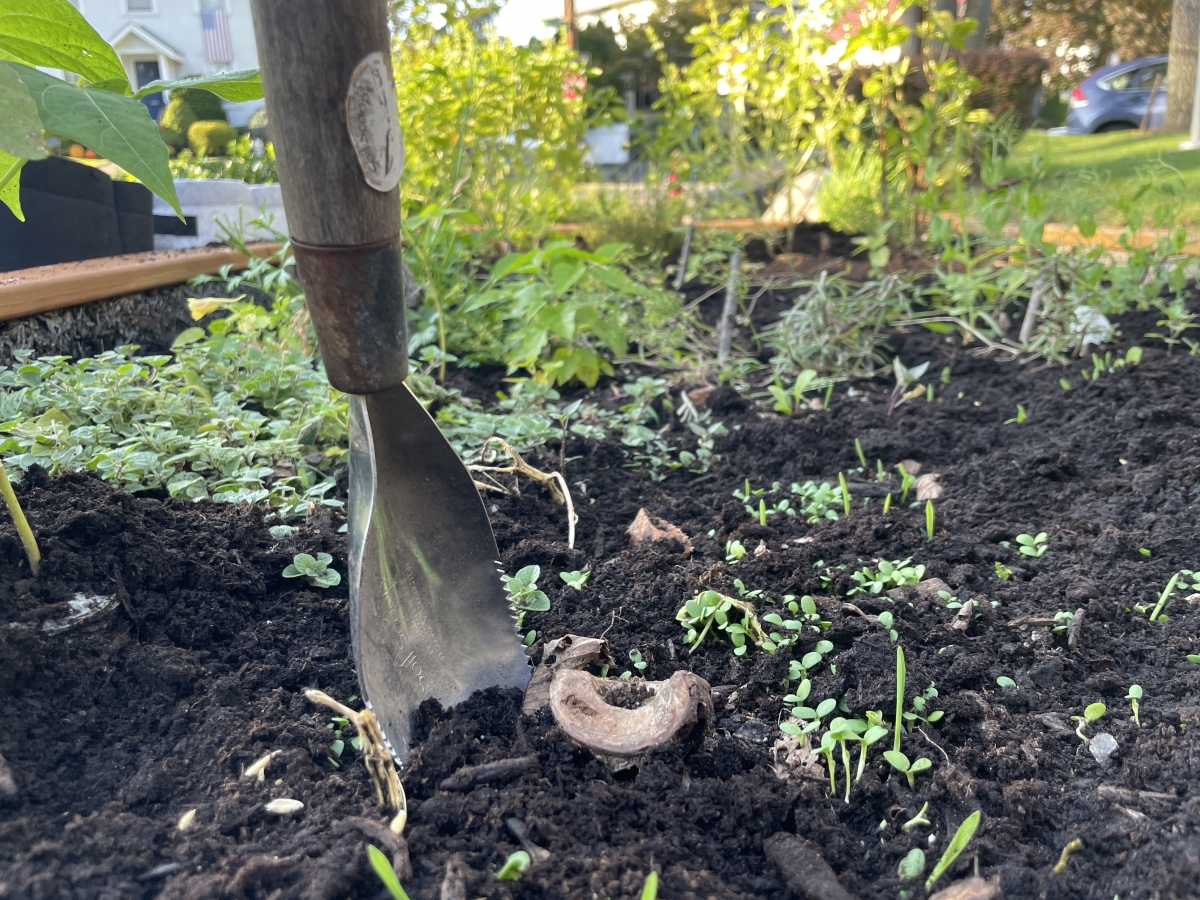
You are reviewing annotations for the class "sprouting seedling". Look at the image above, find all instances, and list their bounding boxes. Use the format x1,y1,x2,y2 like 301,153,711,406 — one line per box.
628,648,648,675
838,472,851,517
882,492,892,514
901,800,931,832
769,369,818,416
1060,378,1071,391
925,500,935,541
994,561,1013,581
725,539,747,564
854,438,868,470
0,461,40,575
823,383,834,410
898,847,926,880
1052,610,1074,635
1070,702,1107,741
1015,532,1048,558
996,676,1016,689
1126,685,1142,727
502,565,551,626
848,558,925,596
560,569,589,590
640,871,659,900
1004,404,1029,425
877,610,898,642
926,810,981,892
826,716,862,801
1149,569,1200,623
818,730,838,794
904,683,944,728
1188,654,1200,663
784,696,838,737
889,357,930,414
854,722,889,782
676,590,768,655
883,749,931,789
895,464,915,505
496,850,531,881
893,646,905,753
283,552,341,588
367,844,412,900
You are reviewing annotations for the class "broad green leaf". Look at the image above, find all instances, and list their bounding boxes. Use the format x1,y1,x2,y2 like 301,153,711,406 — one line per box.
135,69,263,102
0,0,127,89
11,64,180,217
0,62,44,158
0,150,24,220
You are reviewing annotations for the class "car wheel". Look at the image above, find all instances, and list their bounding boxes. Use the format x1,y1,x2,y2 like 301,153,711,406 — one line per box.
1096,121,1136,133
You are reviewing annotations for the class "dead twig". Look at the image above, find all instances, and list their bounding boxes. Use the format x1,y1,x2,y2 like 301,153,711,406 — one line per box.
1067,606,1085,651
469,438,577,549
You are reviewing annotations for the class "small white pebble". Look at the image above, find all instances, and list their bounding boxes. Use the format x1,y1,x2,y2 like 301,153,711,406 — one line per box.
928,833,937,845
1090,732,1118,763
177,808,197,831
264,798,304,815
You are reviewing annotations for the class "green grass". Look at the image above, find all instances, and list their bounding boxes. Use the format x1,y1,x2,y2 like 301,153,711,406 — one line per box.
1004,131,1200,228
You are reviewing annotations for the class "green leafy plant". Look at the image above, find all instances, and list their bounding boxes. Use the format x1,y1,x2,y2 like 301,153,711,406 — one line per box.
625,648,648,678
848,558,926,596
926,810,982,892
877,610,899,642
896,464,916,505
1148,569,1200,623
904,684,945,728
367,844,412,900
996,676,1016,689
724,540,748,564
283,553,341,589
1004,404,1029,425
790,480,845,522
994,561,1013,581
501,566,551,626
889,358,930,414
640,871,659,900
1126,685,1142,727
1071,702,1107,741
1015,532,1048,558
925,500,936,542
893,646,906,753
769,369,819,416
559,570,589,590
838,472,852,517
898,848,926,880
496,850,531,881
676,590,768,656
883,748,932,790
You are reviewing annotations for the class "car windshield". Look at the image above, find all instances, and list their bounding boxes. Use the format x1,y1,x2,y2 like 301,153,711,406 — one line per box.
1102,69,1140,91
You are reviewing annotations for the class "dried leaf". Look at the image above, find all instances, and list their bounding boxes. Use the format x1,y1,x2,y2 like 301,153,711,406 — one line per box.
522,634,613,715
915,473,944,501
627,508,693,557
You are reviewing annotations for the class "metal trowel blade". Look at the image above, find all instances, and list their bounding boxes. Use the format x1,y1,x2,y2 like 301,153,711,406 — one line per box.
348,384,531,762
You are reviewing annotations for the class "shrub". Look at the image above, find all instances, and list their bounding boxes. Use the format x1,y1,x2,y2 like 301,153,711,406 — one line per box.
174,87,227,122
956,49,1049,130
188,120,237,157
159,93,196,149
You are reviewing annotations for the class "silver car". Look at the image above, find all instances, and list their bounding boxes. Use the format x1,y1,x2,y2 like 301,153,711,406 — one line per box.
1065,55,1168,134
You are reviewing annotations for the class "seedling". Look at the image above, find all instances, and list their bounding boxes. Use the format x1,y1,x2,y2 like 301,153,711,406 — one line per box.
676,590,768,655
854,438,868,470
996,676,1016,689
893,646,906,753
367,844,412,900
883,749,932,789
559,569,589,590
640,871,659,900
925,500,935,541
496,850,531,881
848,558,926,596
1071,702,1107,741
1148,569,1200,623
781,695,837,737
889,357,929,414
283,552,341,588
1126,685,1142,727
1004,404,1029,425
1188,654,1200,663
732,479,767,511
790,480,844,522
994,561,1013,581
724,539,747,564
1059,378,1071,391
853,721,890,781
901,801,931,832
882,492,892,513
904,684,944,728
937,589,961,609
0,461,40,575
1139,547,1152,557
1052,610,1074,636
877,610,898,642
838,472,851,516
628,648,648,675
502,565,551,626
926,810,981,892
762,595,823,652
898,848,926,880
895,464,916,504
1015,532,1048,558
769,369,818,416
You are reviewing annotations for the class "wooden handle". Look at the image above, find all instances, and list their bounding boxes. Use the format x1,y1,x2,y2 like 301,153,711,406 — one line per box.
249,0,407,393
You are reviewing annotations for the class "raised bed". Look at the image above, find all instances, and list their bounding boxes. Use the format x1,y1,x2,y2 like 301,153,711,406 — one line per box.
1,304,1199,899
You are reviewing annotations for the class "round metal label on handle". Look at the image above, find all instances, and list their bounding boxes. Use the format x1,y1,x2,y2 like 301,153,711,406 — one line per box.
345,51,403,193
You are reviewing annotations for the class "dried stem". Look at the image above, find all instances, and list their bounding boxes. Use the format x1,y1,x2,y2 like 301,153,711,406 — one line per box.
469,438,577,549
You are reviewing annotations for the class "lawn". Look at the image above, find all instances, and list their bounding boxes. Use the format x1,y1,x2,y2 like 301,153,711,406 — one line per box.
1007,130,1200,228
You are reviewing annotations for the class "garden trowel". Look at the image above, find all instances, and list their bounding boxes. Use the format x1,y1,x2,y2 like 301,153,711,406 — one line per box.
251,0,530,762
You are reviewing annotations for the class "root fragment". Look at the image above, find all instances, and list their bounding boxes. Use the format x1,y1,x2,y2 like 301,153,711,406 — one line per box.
469,438,577,549
305,690,405,827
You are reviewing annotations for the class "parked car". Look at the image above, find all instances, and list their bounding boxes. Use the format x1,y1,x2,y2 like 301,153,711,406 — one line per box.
1065,55,1168,134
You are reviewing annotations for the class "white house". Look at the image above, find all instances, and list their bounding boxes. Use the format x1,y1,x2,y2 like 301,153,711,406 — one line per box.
70,0,264,126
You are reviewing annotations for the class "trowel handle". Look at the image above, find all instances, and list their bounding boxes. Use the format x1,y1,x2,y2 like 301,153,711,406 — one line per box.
249,0,407,394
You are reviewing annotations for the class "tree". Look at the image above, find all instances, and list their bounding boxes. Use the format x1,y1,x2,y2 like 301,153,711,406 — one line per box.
1166,0,1200,131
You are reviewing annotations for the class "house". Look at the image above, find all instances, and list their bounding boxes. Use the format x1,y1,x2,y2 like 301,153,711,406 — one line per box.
68,0,264,126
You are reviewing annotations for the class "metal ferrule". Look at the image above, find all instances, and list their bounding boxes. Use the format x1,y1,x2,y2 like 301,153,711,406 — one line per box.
291,236,408,394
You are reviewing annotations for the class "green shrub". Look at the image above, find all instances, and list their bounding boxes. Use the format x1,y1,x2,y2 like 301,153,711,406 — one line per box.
956,49,1049,130
159,93,196,148
188,120,237,157
174,87,227,122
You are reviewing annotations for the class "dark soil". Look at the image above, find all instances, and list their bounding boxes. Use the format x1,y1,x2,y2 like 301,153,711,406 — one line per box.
3,312,1200,899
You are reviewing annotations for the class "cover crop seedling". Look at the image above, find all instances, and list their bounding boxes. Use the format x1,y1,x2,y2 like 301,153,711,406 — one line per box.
1071,702,1107,740
769,369,818,416
724,540,747,564
502,565,551,626
367,844,412,900
1148,569,1200,623
926,810,981,892
848,558,926,596
1015,532,1048,557
1126,685,1142,727
559,570,589,590
677,590,768,655
0,460,39,575
925,500,935,541
790,480,844,522
496,850,531,881
283,553,341,588
882,749,931,790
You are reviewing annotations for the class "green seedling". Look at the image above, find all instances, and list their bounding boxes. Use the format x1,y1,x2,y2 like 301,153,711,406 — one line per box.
724,539,747,564
994,560,1013,580
283,552,341,588
823,383,834,410
893,646,905,753
640,871,659,900
925,500,935,541
1004,404,1029,424
628,648,648,676
1188,654,1200,663
926,810,981,892
883,749,932,789
895,464,916,504
761,596,819,652
732,479,766,509
523,629,537,646
269,524,298,540
855,438,868,469
901,801,931,832
882,492,892,513
782,696,837,737
1139,547,1152,557
367,844,413,900
848,558,926,596
677,590,768,655
790,480,844,522
818,730,839,794
937,589,962,609
1059,378,1071,391
1126,685,1142,727
898,848,926,880
925,384,934,402
0,461,40,575
904,684,944,728
825,717,860,801
1015,532,1048,558
854,722,890,782
877,610,898,642
559,569,589,590
839,472,851,517
496,850,531,881
1071,702,1107,741
889,357,929,414
1149,569,1200,623
769,368,818,416
1052,610,1074,636
502,565,551,626
996,676,1016,689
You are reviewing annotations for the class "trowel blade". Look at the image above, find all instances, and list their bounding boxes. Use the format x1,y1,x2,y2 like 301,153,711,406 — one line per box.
347,384,530,762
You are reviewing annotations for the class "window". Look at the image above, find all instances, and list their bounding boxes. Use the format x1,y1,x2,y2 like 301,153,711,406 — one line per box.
1102,69,1139,92
1137,64,1167,89
200,0,227,8
126,0,153,10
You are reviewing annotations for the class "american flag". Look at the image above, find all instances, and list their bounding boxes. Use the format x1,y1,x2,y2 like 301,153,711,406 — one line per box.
201,9,233,63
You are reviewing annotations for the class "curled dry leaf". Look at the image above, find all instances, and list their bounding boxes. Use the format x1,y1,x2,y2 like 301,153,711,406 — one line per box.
522,634,614,715
549,669,713,757
772,730,826,784
951,598,975,632
915,473,944,501
626,508,693,558
264,798,304,815
928,876,1003,900
687,386,714,407
900,459,922,476
177,808,197,831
